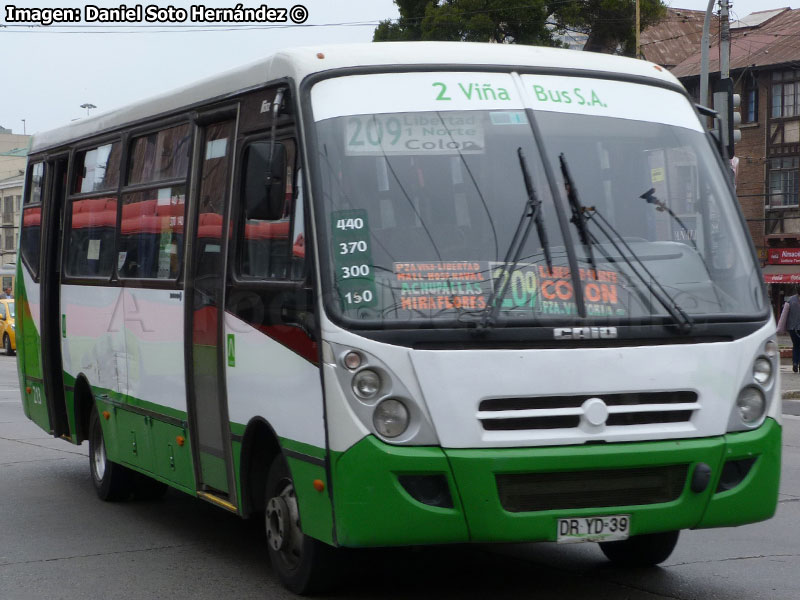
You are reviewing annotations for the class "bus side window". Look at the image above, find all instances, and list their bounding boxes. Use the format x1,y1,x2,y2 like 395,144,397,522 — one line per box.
239,138,301,280
65,142,122,279
21,161,45,278
118,124,190,280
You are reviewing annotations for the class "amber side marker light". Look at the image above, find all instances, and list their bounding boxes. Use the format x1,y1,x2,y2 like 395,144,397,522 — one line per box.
102,411,111,420
25,387,31,394
653,65,664,72
316,52,325,59
313,479,325,492
176,436,186,446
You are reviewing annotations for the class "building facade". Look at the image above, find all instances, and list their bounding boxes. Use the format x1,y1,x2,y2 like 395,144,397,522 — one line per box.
646,8,800,316
0,130,31,267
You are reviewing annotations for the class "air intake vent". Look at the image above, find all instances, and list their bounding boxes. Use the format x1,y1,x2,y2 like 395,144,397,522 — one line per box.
478,391,698,431
496,464,689,512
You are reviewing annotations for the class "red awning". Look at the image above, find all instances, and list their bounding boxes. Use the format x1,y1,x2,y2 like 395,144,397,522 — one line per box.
763,264,800,283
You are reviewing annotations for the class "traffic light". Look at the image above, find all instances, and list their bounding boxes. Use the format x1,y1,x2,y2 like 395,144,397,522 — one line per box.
712,78,741,157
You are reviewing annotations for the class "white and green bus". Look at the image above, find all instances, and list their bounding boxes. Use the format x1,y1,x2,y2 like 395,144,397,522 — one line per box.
17,42,780,593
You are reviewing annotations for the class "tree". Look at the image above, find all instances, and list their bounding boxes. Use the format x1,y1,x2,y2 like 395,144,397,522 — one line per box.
548,0,667,56
374,0,558,47
373,0,667,57
373,0,429,41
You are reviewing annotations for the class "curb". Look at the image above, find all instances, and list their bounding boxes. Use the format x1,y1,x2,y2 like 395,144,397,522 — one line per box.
784,392,800,400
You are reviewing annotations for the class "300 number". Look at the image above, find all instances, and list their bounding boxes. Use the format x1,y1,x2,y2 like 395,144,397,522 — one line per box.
341,264,370,279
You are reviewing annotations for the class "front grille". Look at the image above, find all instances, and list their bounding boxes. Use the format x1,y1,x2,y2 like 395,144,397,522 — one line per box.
496,464,689,512
478,391,699,431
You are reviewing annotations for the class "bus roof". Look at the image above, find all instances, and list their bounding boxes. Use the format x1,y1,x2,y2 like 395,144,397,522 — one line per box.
30,42,681,154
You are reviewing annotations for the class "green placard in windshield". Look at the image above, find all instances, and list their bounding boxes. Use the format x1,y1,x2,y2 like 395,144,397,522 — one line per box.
331,209,378,310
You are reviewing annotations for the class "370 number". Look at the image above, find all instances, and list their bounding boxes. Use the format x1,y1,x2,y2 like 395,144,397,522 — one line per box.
339,241,368,254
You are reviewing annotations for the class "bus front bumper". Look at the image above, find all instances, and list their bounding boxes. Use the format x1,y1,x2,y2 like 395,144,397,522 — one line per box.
330,418,780,547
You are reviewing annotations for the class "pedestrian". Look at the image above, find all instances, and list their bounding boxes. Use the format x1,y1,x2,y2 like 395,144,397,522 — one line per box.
777,285,800,372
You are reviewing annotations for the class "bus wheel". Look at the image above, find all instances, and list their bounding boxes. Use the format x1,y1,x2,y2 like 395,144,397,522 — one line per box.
265,456,337,594
4,334,13,356
88,407,132,501
599,530,680,567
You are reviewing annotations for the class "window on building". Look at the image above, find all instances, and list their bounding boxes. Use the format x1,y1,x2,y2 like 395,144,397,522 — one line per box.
3,197,13,225
768,157,800,207
743,72,759,123
4,230,15,251
772,70,800,118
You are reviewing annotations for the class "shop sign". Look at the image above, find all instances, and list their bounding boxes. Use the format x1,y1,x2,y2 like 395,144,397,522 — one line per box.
768,248,800,264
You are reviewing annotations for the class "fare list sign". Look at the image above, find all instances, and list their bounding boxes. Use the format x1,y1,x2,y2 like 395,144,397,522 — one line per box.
392,262,626,318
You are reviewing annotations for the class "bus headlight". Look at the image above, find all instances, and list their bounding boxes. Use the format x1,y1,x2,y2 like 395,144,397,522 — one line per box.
353,369,381,400
373,399,409,438
736,387,766,425
753,357,772,385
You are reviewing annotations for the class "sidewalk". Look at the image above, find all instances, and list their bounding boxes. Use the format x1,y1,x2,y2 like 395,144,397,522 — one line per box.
779,333,800,400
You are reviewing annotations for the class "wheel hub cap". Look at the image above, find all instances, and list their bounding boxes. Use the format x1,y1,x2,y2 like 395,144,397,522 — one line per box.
266,496,290,551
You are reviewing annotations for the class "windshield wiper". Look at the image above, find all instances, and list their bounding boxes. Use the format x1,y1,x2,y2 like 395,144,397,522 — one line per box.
478,147,552,330
559,153,598,279
560,155,693,333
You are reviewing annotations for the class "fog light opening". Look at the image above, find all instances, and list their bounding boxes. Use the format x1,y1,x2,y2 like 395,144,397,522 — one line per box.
716,457,757,493
398,474,454,508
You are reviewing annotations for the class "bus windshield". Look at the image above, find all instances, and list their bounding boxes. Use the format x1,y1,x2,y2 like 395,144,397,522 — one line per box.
311,73,765,328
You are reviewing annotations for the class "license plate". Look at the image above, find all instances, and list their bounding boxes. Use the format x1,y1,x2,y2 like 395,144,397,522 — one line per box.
557,515,630,543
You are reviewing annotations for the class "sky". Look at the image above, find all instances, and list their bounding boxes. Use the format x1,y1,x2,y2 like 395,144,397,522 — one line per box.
1,0,798,137
0,0,399,135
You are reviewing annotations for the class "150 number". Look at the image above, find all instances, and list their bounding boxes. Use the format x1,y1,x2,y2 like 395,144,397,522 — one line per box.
344,290,374,304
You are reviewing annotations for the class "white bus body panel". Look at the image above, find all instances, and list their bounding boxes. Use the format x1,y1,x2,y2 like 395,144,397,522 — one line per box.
61,285,126,394
224,313,326,448
122,288,186,412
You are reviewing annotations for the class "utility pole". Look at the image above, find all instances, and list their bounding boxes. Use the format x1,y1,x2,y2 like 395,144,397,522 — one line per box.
635,0,641,58
700,0,716,108
720,0,730,79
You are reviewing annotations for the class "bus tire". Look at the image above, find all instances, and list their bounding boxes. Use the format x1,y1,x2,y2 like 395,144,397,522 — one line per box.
88,407,133,501
599,530,680,567
4,334,13,356
265,455,338,594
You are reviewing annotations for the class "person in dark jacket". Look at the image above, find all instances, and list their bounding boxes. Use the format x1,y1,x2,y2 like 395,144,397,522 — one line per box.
778,285,800,372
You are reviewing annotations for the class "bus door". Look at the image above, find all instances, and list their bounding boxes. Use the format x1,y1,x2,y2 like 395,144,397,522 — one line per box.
185,113,237,499
40,154,70,438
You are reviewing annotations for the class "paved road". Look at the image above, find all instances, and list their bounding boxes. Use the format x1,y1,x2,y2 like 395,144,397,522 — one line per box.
2,354,799,599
